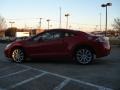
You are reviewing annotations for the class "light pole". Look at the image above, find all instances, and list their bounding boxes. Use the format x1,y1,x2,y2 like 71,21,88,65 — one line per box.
9,21,15,27
59,7,61,28
101,3,112,36
39,18,42,29
99,13,101,31
46,19,50,29
65,13,70,29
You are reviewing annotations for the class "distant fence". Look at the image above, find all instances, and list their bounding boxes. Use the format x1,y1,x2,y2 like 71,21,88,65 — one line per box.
109,37,120,45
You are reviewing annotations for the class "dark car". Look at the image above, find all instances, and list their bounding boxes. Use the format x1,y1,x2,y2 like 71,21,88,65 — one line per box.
13,36,29,41
4,29,111,64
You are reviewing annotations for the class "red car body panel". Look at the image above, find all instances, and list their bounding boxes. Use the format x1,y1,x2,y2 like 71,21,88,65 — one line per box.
4,29,111,61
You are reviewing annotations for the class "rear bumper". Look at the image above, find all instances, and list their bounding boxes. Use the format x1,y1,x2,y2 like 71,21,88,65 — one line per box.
95,43,111,58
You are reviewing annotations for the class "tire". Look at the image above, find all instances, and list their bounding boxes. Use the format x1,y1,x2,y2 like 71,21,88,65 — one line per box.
11,48,25,63
75,48,94,64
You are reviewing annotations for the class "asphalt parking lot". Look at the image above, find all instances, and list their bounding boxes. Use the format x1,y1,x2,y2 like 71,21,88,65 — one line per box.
0,43,120,90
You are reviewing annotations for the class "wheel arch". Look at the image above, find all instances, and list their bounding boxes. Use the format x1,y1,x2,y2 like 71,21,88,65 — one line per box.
73,44,96,64
73,44,96,55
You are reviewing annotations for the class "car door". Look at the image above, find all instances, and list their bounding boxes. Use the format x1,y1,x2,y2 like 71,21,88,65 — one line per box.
27,31,66,58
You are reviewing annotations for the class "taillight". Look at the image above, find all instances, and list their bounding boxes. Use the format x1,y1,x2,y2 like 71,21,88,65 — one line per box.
95,36,109,43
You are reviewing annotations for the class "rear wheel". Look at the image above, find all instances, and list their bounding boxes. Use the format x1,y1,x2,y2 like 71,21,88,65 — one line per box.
75,48,94,64
11,48,25,63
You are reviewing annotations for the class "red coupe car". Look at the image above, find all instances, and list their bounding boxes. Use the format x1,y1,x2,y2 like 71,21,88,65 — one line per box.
4,29,111,64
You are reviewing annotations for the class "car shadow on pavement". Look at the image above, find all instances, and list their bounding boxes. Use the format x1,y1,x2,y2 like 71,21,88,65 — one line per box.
24,58,77,65
2,56,113,66
23,58,112,66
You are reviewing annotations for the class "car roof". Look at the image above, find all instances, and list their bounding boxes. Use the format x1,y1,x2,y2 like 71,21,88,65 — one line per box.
30,28,88,40
44,28,81,34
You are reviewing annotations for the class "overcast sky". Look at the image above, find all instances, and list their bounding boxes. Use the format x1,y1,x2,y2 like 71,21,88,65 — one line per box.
0,0,120,31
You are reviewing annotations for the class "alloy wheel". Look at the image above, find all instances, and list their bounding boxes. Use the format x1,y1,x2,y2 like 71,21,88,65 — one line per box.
76,48,93,64
12,49,24,63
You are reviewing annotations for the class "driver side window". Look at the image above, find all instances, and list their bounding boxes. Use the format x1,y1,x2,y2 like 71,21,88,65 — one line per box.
42,32,53,41
33,31,63,42
33,32,52,41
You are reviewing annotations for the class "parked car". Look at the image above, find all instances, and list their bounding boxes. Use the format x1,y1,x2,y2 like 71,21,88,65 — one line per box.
4,29,111,64
12,36,29,41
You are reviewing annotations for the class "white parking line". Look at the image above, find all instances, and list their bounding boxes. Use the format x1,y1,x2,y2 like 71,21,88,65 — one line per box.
0,68,30,79
70,78,113,90
48,72,113,90
53,78,70,90
20,64,113,90
8,72,47,89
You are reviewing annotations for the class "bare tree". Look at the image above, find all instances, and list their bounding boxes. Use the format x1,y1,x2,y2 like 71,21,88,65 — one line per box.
113,18,120,31
0,15,6,30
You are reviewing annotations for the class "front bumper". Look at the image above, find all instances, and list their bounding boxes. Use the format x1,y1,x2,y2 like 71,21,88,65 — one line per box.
4,47,12,59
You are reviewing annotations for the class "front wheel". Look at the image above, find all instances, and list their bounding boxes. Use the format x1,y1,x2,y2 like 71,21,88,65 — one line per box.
75,48,94,64
11,48,25,63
